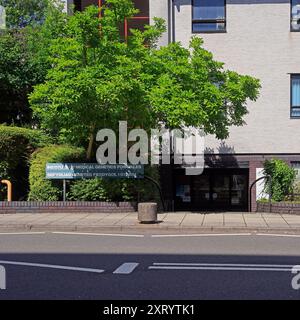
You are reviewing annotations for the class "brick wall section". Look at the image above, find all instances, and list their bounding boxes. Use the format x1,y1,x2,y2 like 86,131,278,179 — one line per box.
257,202,300,215
0,202,137,214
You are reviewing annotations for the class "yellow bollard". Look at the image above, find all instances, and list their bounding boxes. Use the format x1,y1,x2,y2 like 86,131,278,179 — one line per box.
1,180,12,201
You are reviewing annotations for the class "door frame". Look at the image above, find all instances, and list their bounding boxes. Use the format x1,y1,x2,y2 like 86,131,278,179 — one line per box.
173,168,249,212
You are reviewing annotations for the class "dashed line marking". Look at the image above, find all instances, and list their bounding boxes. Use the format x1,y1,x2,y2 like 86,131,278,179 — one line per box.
256,233,300,238
51,232,144,237
151,233,252,238
148,262,295,272
113,263,139,274
0,232,46,235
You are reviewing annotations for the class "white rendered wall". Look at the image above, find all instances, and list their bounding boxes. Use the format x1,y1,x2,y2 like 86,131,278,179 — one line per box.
150,0,300,154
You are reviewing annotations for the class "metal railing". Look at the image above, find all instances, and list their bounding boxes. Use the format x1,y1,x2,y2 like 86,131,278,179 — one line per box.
249,175,272,212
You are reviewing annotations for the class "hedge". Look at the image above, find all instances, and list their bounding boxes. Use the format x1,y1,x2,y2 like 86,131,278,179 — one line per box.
0,125,51,200
28,145,85,201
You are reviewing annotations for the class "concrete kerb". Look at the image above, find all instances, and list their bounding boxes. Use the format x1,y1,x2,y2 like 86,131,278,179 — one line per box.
1,223,300,235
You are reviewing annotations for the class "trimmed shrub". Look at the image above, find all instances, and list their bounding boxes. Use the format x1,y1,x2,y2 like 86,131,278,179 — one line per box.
68,178,137,202
28,145,85,201
0,125,50,200
68,165,161,203
67,178,110,201
263,159,296,202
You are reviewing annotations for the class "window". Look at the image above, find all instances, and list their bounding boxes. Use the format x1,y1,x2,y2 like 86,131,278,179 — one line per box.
291,75,300,118
291,0,300,31
192,0,226,33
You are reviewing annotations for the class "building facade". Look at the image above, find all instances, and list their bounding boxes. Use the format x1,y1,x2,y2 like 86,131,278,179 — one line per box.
152,0,300,212
67,0,300,212
66,0,149,35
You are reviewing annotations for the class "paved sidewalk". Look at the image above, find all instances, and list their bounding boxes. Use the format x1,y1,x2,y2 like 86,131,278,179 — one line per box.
1,212,300,233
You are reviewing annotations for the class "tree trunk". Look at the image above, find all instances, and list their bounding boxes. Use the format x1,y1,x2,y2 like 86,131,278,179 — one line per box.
86,125,95,161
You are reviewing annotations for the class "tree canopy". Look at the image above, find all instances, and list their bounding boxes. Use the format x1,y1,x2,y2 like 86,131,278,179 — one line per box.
0,1,66,124
29,0,261,160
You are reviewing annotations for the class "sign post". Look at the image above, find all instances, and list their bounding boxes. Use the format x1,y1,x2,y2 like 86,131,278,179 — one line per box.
46,163,144,180
46,163,144,201
63,179,67,201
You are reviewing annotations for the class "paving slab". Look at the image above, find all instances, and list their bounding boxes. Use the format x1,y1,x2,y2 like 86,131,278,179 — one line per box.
50,214,92,226
202,214,224,227
224,215,246,225
162,213,187,225
72,214,111,225
263,216,290,227
281,215,300,222
158,213,168,221
26,214,70,226
244,220,268,228
180,213,205,226
92,213,133,226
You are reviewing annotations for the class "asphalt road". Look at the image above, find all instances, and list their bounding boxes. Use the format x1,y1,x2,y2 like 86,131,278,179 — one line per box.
0,231,300,300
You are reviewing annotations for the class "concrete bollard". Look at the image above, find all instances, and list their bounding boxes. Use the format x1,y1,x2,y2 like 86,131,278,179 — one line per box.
138,203,158,224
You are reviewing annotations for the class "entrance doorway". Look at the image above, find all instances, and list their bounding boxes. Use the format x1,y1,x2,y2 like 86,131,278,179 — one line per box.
174,168,249,211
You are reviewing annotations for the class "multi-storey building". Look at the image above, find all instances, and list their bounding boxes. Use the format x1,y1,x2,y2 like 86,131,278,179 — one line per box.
69,0,149,34
66,1,300,212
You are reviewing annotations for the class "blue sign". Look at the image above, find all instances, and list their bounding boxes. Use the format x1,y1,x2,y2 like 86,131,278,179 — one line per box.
46,163,144,180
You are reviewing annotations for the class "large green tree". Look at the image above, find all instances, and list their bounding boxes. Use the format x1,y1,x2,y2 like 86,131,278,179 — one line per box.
0,1,66,125
30,2,155,158
0,30,36,124
30,0,261,160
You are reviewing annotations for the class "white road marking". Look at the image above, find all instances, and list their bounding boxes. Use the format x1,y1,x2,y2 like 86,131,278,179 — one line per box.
51,232,144,238
151,233,252,238
0,232,46,235
149,262,294,272
149,266,292,272
113,263,139,274
153,262,295,268
0,260,105,274
256,233,300,238
1,231,300,239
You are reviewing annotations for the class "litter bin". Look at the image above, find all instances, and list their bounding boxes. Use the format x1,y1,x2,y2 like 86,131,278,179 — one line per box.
138,203,157,224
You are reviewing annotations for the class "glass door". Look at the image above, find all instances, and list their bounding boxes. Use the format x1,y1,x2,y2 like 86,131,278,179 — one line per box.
192,174,211,209
211,173,231,208
231,174,248,209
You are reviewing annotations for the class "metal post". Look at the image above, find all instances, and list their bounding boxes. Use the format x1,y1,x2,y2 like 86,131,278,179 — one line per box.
1,180,12,201
63,179,67,202
249,175,270,212
144,176,166,212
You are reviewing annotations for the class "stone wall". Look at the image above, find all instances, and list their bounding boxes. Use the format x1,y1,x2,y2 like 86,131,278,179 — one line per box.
257,202,300,215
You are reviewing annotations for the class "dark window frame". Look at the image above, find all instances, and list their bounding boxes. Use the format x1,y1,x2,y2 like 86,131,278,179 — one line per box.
291,0,300,32
192,0,227,34
291,74,300,118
